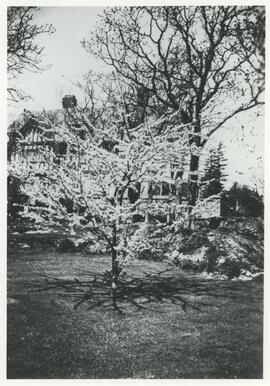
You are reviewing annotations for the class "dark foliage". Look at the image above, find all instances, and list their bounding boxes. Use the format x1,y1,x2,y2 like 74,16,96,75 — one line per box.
219,259,241,279
200,143,227,198
57,239,77,253
175,258,206,273
7,176,29,231
224,183,264,217
205,246,220,273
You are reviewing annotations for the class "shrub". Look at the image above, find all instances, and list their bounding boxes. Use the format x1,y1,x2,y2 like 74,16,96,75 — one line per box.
208,217,222,229
130,232,166,261
136,247,163,261
236,218,264,239
245,251,264,270
178,230,209,254
57,238,76,253
205,245,219,273
219,259,241,279
129,224,175,261
175,257,206,272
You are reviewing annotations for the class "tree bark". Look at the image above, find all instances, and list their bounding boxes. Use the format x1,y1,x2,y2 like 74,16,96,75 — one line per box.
111,221,119,306
111,248,118,306
188,119,202,207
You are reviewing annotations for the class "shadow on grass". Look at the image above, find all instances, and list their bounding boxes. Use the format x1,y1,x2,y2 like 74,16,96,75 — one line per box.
26,268,247,314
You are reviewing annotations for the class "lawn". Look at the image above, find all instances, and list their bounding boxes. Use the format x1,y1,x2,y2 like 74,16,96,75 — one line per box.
7,241,263,379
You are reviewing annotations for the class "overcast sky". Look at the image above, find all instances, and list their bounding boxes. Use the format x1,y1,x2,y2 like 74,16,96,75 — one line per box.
7,7,264,192
8,7,106,116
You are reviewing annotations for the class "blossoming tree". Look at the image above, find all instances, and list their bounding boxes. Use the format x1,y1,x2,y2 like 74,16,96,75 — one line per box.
9,106,193,305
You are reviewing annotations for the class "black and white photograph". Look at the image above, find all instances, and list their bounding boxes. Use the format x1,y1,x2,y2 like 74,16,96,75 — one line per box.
5,3,265,379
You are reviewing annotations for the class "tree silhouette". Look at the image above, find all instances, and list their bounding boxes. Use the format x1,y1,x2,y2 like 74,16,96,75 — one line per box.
200,142,227,198
7,6,55,102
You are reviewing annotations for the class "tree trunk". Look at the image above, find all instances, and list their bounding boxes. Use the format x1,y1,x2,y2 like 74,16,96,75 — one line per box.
188,120,202,207
111,221,119,307
111,248,118,306
189,154,200,206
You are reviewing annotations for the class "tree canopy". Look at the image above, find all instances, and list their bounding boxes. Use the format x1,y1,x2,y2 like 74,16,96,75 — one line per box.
9,103,193,303
83,6,264,205
84,6,264,135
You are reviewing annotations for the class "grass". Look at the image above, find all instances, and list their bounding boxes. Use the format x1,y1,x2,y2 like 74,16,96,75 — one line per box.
7,242,263,379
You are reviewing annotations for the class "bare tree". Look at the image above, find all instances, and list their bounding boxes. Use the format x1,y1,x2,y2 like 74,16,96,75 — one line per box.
7,6,55,102
83,6,265,205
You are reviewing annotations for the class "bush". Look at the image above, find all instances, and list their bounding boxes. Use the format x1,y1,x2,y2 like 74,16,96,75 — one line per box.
219,259,241,279
205,245,219,273
174,257,206,272
129,219,263,280
57,238,76,253
245,250,264,270
236,219,264,240
134,237,166,260
130,225,172,261
208,217,222,229
136,247,163,261
178,230,209,254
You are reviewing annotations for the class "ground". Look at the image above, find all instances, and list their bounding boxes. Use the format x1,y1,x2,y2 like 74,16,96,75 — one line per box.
7,243,263,379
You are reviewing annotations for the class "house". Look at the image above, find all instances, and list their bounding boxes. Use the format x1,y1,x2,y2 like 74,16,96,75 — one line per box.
8,95,222,224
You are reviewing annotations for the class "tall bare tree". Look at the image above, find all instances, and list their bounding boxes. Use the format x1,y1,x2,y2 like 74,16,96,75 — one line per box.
83,6,265,205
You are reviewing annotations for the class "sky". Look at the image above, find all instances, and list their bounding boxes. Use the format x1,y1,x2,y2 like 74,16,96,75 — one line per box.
7,6,264,193
8,7,106,116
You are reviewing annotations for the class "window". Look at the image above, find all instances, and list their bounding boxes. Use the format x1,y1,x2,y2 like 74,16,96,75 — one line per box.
161,182,170,196
153,183,161,196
